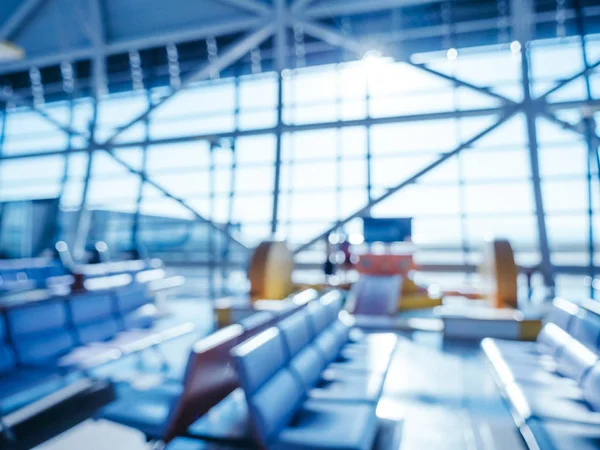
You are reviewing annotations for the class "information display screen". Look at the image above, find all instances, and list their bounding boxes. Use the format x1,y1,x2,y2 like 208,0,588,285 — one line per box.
362,217,412,243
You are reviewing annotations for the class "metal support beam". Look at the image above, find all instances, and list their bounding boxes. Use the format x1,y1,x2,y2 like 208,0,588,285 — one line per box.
513,0,554,290
0,102,6,199
88,0,107,98
1,4,600,78
222,75,241,289
0,16,266,76
271,0,286,236
208,144,216,298
407,61,517,105
103,23,275,145
300,0,441,19
292,18,365,56
72,0,107,257
291,0,317,13
294,108,519,254
9,93,600,162
73,104,99,260
583,114,598,297
213,0,272,15
0,0,47,41
0,104,525,160
574,0,597,298
58,97,75,201
365,51,373,206
132,92,152,247
106,149,249,250
0,90,86,138
536,58,600,102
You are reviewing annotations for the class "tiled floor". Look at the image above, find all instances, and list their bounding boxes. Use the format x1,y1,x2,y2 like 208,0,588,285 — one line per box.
35,305,526,450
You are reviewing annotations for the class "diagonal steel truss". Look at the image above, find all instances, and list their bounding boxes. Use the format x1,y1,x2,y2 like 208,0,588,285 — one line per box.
1,0,599,266
213,0,273,16
0,0,48,41
288,16,598,287
293,108,520,254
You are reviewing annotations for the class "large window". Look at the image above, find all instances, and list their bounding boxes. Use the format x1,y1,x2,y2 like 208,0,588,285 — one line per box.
0,33,598,299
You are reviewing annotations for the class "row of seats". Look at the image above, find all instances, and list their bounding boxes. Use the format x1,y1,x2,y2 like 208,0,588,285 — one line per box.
230,291,398,450
481,298,600,450
0,282,192,420
100,289,321,445
102,289,398,449
0,255,163,291
0,259,66,282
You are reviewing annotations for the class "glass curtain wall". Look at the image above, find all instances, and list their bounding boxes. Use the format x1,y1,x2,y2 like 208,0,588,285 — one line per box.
0,34,598,298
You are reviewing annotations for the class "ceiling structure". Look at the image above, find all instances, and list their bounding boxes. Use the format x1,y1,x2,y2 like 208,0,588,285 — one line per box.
0,0,599,100
0,0,598,290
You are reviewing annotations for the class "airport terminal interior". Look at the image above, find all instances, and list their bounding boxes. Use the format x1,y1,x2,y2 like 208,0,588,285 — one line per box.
0,0,599,449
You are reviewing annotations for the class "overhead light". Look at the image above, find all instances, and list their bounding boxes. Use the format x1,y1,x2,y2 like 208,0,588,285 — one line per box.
0,41,24,61
446,48,458,61
510,40,522,54
363,49,383,60
348,234,364,245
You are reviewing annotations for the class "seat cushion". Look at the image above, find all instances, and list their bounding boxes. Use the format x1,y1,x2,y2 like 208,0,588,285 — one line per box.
489,353,568,387
101,382,182,438
248,368,304,443
57,345,121,370
482,324,570,366
341,333,397,361
69,292,115,325
100,329,163,354
348,331,398,350
76,318,120,344
327,341,391,374
271,398,378,450
482,338,541,365
186,389,252,442
0,368,67,414
338,344,392,368
310,370,384,403
506,382,600,425
14,329,75,366
526,418,600,450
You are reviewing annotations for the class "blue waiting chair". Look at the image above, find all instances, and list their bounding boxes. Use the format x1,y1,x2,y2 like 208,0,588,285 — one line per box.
0,313,72,416
232,327,379,450
277,308,385,403
6,299,119,371
306,296,392,374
